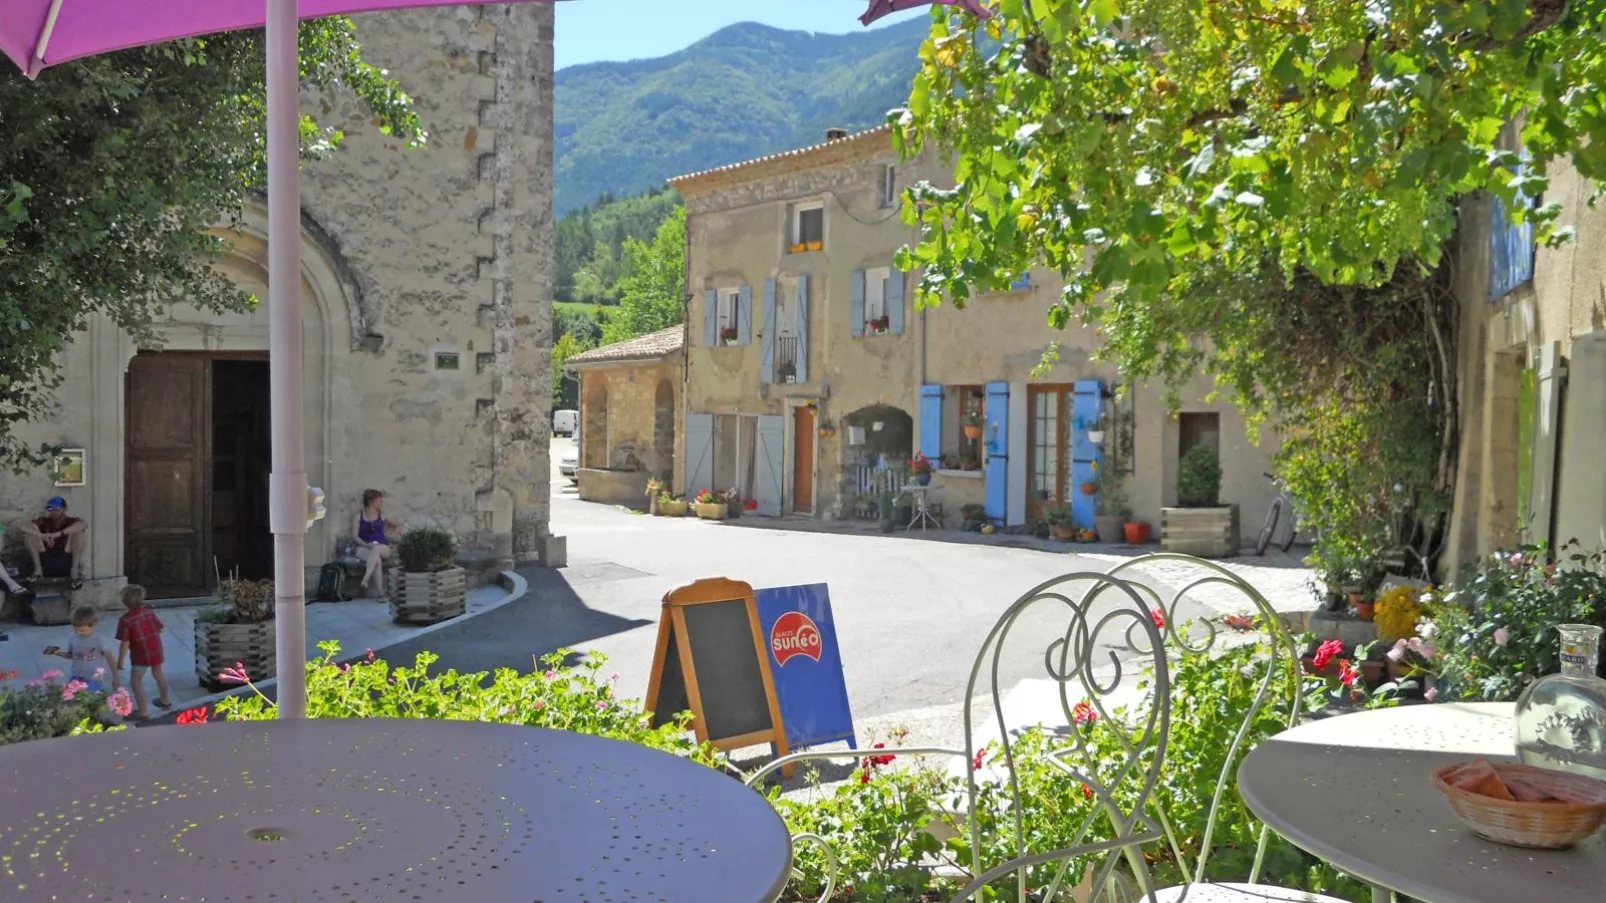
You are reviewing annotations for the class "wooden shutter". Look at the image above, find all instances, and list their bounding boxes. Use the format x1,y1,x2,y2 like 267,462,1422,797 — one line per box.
760,279,777,384
888,269,907,334
849,269,865,338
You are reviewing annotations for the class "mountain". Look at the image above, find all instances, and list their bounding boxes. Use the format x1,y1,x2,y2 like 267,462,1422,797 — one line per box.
553,18,929,214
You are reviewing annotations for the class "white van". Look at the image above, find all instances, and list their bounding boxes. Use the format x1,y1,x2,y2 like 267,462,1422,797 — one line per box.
553,409,578,437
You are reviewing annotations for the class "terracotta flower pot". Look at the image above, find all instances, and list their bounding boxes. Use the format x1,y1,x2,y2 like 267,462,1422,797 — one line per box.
1123,522,1151,544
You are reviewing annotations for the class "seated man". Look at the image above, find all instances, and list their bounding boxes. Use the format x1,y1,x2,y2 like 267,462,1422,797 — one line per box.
18,497,87,589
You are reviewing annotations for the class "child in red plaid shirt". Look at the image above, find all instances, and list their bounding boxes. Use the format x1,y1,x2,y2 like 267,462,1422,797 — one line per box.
115,585,171,719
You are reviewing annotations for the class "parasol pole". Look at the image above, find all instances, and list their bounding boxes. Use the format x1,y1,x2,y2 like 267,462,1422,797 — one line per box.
266,0,309,718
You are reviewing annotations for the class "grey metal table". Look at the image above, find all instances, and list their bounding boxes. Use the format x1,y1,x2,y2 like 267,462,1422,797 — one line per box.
0,718,792,902
1239,702,1605,903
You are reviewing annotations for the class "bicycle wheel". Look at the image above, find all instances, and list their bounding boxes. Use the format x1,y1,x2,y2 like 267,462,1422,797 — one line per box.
1255,502,1280,556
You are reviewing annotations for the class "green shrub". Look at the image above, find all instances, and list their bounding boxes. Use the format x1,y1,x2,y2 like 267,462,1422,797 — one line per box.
208,642,721,767
1430,542,1606,701
1177,445,1222,507
0,672,129,747
396,527,456,573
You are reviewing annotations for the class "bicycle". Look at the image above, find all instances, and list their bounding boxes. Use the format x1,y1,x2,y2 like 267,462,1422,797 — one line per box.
1255,472,1299,555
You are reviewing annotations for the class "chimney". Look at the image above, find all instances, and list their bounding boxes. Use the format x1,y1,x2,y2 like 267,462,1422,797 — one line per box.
825,127,849,142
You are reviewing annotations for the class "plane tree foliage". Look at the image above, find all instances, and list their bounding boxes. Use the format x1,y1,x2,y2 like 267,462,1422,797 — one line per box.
894,0,1602,573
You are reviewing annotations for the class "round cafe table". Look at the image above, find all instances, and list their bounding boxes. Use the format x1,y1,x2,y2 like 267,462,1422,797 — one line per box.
0,718,792,902
1238,702,1606,903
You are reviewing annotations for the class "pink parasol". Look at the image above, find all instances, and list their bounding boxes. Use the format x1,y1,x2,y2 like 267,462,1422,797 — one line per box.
0,0,974,718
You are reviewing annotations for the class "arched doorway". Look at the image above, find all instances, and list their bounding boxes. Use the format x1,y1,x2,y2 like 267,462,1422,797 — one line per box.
842,404,915,495
653,379,676,481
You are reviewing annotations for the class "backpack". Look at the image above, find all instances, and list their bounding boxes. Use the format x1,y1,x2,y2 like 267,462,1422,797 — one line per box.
315,562,348,603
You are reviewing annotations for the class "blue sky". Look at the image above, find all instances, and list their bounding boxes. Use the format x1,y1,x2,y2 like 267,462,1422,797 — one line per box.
553,0,926,70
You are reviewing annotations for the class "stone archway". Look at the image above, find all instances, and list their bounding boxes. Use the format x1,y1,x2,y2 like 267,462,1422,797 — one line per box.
653,379,676,481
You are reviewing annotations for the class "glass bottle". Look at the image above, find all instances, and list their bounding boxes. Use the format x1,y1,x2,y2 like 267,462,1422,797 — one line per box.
1515,624,1606,781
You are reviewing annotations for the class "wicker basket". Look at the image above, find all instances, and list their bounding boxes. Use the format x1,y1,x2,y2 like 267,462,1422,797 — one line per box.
1432,761,1606,849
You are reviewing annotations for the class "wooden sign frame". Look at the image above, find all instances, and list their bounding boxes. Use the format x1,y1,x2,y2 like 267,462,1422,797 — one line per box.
645,577,792,774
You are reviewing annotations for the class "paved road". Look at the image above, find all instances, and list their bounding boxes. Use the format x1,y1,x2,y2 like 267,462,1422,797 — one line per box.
377,438,1316,726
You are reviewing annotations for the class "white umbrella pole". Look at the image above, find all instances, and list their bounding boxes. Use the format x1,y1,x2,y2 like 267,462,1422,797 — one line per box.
265,0,308,718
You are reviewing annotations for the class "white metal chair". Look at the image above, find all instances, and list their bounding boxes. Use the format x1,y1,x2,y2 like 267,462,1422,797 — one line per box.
746,567,1173,902
1101,555,1357,903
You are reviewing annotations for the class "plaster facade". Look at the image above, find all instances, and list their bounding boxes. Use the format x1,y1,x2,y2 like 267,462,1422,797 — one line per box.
1447,147,1606,575
0,6,559,604
671,128,1276,535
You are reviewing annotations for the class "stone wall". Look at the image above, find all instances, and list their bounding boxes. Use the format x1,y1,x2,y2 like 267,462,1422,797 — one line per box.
578,359,681,481
0,6,558,602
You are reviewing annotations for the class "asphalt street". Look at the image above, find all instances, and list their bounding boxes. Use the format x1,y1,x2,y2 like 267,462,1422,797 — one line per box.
375,437,1315,725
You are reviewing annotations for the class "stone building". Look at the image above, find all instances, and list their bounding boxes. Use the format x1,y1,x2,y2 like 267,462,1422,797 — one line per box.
1446,131,1606,573
669,126,1277,533
567,326,684,508
0,6,560,604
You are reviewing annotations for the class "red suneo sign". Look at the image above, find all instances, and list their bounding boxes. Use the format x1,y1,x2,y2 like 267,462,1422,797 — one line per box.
769,611,822,666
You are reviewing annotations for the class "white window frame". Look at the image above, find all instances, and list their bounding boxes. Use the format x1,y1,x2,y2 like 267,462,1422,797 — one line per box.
792,202,825,248
864,267,890,329
716,288,740,341
880,164,897,208
775,277,797,338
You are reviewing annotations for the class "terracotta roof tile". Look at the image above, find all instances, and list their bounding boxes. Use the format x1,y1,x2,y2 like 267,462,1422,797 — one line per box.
565,325,684,367
668,124,893,189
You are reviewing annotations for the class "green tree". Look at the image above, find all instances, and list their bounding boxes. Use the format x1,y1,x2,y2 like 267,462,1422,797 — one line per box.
601,206,686,344
894,0,1599,568
551,332,591,410
0,23,421,473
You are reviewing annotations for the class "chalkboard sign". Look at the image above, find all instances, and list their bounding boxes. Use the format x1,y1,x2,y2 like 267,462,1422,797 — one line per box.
645,578,791,770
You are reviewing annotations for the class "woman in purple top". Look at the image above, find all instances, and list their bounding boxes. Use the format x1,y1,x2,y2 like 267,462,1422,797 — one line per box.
352,489,400,598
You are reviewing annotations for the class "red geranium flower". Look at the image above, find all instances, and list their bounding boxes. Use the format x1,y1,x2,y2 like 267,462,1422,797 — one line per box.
1312,639,1344,671
1072,700,1098,726
176,707,210,725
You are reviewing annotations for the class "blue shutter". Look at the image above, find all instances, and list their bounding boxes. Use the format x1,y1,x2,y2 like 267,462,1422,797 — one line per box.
702,289,717,347
760,279,777,384
795,275,811,383
984,382,1010,523
737,284,753,345
1070,380,1105,530
685,413,715,497
755,415,785,517
887,269,906,335
919,385,944,461
849,270,865,338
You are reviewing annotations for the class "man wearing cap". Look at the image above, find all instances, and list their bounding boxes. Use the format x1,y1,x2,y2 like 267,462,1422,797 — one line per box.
17,498,87,589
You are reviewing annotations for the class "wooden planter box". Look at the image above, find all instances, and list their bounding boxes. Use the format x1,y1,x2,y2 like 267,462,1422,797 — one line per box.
1160,504,1240,558
693,502,726,520
195,619,276,692
388,566,467,625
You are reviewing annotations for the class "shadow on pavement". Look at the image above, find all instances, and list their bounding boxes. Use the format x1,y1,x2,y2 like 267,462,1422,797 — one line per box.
142,565,652,726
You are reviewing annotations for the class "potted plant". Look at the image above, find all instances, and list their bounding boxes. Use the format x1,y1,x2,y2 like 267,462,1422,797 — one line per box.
693,490,728,520
658,491,688,517
196,571,275,692
719,326,739,346
1160,445,1239,558
867,314,891,335
389,526,466,625
907,452,934,486
962,413,985,440
1045,505,1075,541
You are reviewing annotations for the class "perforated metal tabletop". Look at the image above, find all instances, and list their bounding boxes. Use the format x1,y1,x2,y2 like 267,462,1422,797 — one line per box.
0,718,791,902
